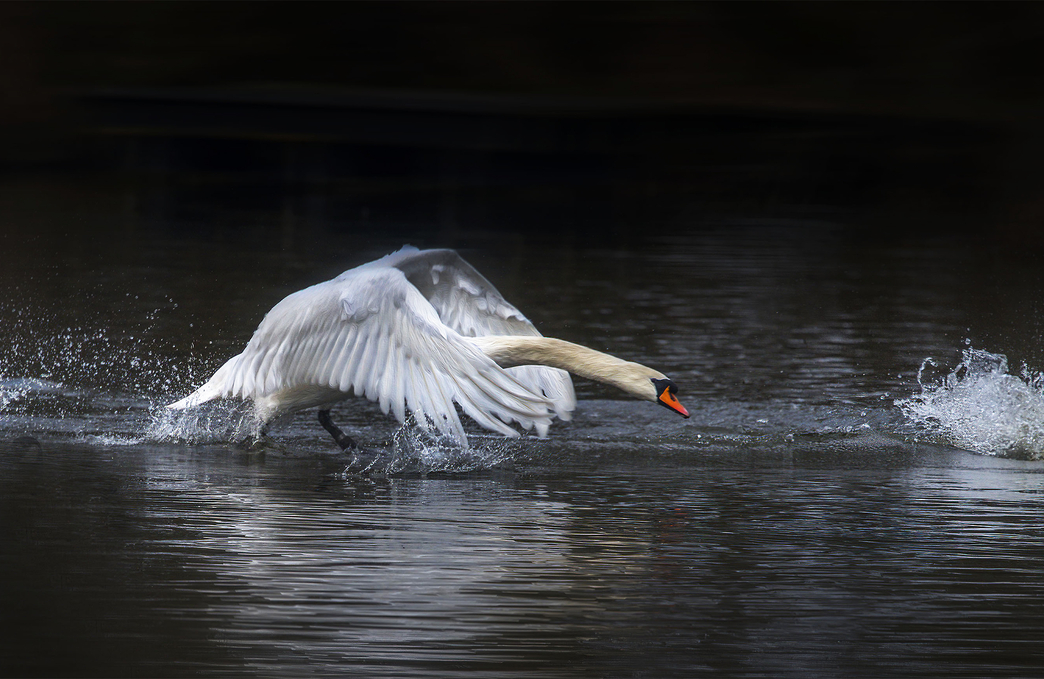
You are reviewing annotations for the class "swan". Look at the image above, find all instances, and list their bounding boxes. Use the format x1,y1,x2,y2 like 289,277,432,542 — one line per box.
168,246,689,450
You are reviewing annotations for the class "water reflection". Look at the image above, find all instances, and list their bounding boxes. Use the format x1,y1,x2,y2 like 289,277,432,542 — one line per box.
4,442,1044,677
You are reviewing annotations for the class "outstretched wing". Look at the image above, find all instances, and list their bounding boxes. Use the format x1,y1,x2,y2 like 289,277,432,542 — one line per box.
378,247,576,419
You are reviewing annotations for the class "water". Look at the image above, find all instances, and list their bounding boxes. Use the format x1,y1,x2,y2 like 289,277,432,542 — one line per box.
4,173,1044,677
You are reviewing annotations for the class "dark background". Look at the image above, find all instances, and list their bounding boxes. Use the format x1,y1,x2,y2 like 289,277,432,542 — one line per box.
1,2,1043,247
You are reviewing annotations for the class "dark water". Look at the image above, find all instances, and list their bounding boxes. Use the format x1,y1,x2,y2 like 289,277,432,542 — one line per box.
4,173,1044,677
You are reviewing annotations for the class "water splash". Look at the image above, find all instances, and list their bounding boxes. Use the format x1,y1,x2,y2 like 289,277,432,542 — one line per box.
146,400,265,445
898,347,1044,459
344,417,527,475
0,294,226,441
0,378,63,412
143,400,524,474
0,296,214,407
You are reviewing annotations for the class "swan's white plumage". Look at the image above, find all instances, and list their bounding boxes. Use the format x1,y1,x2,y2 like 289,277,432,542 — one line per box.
169,246,577,445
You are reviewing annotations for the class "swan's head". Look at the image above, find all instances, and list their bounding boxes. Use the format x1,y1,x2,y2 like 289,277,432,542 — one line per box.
612,361,689,418
651,377,690,418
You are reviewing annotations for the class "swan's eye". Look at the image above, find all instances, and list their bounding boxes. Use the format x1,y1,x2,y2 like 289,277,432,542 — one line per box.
651,377,676,398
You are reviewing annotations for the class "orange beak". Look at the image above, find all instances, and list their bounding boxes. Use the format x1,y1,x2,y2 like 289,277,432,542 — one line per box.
658,390,690,418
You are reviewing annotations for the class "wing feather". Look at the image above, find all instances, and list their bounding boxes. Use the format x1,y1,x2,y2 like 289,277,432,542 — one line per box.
330,325,355,389
338,327,364,393
280,322,310,386
317,324,347,389
368,326,390,404
389,350,406,422
310,320,338,383
351,322,378,398
231,355,248,397
259,336,284,394
376,333,394,415
407,358,433,430
414,358,450,434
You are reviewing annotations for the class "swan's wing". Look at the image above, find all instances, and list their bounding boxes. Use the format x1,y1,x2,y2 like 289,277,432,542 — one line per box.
502,365,575,421
380,247,576,419
381,247,537,338
183,266,559,446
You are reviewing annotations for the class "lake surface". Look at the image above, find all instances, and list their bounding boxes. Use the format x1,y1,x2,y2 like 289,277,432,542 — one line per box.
3,170,1044,677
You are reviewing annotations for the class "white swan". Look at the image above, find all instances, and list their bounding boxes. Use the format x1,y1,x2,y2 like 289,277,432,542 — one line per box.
168,246,689,448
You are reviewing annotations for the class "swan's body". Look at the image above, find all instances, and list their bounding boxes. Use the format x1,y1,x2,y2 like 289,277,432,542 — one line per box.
169,246,688,447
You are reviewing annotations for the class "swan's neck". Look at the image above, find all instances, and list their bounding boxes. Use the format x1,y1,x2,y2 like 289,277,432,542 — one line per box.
472,336,663,401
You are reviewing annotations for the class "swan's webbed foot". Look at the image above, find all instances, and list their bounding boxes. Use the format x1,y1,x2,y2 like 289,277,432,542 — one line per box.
318,409,358,450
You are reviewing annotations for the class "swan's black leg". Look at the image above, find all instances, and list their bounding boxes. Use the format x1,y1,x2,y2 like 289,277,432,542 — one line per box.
318,409,358,450
318,409,385,473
